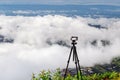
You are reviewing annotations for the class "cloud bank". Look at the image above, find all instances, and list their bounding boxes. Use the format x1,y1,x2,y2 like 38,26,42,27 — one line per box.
0,15,120,80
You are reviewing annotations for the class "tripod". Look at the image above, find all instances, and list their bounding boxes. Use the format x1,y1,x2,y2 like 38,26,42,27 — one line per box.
64,36,83,80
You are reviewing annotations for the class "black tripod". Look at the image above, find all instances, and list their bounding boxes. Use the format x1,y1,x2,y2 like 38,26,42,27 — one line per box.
64,36,83,80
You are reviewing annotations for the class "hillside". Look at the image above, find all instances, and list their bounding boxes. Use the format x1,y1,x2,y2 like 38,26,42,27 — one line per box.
62,57,120,76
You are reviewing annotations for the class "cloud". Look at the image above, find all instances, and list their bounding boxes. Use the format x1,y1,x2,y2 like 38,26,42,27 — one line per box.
0,15,120,80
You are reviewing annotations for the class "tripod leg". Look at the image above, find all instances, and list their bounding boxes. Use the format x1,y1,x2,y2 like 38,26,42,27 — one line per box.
75,58,79,80
74,46,83,80
76,55,83,80
73,47,80,80
77,60,83,80
64,47,73,80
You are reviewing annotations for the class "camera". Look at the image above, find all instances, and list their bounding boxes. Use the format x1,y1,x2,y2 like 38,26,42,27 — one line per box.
71,36,78,41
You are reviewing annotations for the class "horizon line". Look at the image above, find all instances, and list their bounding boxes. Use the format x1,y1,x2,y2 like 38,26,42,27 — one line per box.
0,3,120,6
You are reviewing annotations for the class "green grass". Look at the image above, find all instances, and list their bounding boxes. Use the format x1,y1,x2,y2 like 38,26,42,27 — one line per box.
32,69,120,80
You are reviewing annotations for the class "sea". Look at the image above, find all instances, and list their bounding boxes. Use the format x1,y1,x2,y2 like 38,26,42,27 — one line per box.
0,4,120,80
0,5,120,17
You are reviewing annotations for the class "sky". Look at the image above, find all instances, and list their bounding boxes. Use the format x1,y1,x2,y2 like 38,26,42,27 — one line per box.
0,0,120,5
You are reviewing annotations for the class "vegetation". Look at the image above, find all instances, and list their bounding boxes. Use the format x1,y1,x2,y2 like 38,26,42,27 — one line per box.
32,69,120,80
32,57,120,80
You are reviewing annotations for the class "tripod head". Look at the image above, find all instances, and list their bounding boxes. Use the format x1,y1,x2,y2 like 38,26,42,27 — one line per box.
71,36,78,45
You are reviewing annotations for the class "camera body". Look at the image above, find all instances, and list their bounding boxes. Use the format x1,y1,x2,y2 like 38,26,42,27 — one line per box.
71,36,78,41
71,36,78,45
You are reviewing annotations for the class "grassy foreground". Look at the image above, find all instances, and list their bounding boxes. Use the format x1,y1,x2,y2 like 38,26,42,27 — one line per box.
32,69,120,80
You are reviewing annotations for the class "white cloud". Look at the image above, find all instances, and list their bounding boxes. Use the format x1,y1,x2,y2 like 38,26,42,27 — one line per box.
0,15,120,80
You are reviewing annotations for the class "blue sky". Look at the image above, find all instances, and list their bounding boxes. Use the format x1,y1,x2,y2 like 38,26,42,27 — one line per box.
0,0,120,5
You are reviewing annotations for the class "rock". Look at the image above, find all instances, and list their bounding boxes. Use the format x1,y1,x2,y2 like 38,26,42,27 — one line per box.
62,57,120,76
88,24,107,29
46,39,70,47
0,35,4,42
91,40,111,47
0,35,14,43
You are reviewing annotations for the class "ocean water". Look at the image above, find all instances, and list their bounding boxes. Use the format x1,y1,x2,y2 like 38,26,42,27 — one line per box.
0,5,120,17
0,5,120,80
